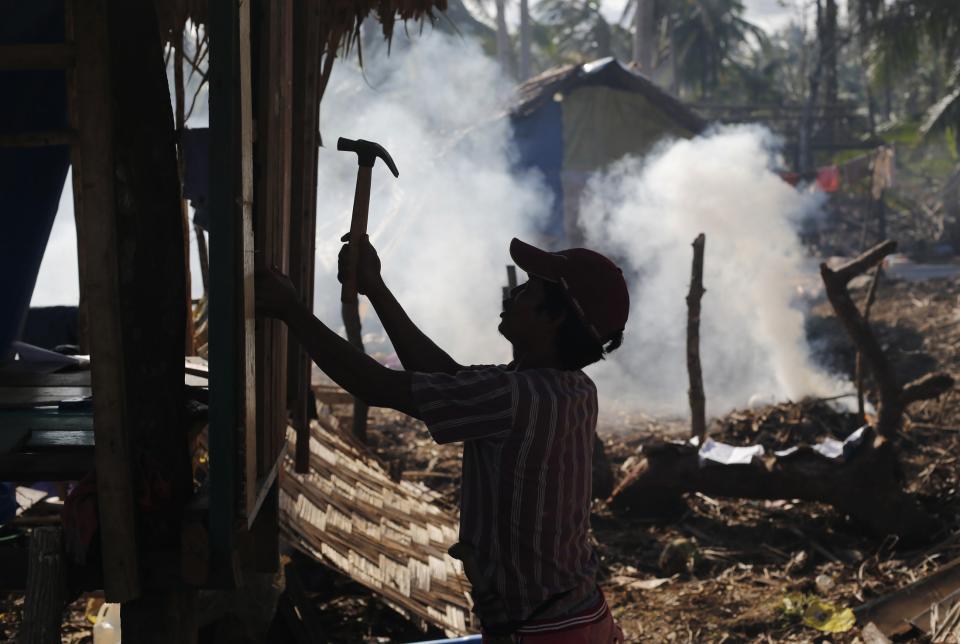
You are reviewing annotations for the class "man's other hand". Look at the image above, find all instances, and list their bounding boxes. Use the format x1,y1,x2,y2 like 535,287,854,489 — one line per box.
338,233,382,295
255,266,299,320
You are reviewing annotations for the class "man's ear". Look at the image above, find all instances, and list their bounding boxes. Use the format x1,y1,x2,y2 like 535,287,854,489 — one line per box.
543,306,567,329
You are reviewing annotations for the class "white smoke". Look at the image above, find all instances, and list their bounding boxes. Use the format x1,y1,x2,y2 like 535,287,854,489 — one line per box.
579,125,838,419
314,31,550,365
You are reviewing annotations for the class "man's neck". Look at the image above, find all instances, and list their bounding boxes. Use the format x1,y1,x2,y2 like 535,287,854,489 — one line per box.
512,348,566,371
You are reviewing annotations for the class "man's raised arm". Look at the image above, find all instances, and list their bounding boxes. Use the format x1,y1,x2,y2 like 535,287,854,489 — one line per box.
256,268,420,416
339,237,463,375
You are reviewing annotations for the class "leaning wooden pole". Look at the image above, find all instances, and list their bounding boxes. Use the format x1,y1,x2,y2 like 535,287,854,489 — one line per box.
687,233,707,442
856,264,883,420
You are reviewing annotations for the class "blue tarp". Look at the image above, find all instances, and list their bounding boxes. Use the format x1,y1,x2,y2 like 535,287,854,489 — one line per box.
507,59,705,247
0,0,72,360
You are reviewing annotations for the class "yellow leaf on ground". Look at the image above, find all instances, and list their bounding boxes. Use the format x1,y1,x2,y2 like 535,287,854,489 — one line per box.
802,597,856,633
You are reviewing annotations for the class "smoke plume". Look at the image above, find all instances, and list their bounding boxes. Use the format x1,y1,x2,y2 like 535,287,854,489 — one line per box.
579,126,838,419
313,31,550,365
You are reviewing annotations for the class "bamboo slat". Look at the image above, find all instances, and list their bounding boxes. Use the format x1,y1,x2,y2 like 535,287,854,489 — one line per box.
279,421,472,637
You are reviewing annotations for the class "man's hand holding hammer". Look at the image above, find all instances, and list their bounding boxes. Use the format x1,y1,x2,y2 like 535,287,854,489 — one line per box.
337,234,462,375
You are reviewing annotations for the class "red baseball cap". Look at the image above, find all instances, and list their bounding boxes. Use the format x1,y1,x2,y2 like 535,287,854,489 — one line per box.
509,238,630,343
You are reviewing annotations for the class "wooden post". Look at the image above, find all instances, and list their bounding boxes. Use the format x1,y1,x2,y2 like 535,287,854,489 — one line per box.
209,0,257,585
687,233,707,442
288,0,325,474
252,0,293,515
18,527,65,644
70,0,141,602
174,25,196,356
99,0,196,636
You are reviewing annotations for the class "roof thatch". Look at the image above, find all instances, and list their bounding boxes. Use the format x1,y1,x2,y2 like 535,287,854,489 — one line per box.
279,418,472,637
511,58,707,135
155,0,448,51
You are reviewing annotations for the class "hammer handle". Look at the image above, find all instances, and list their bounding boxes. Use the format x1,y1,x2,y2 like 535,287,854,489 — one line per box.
341,166,373,304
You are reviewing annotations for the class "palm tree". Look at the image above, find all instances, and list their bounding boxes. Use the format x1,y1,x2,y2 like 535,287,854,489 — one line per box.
859,0,960,139
537,0,630,65
667,0,766,96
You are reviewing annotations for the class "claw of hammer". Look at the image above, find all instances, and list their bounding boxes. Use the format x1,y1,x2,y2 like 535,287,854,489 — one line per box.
337,137,399,177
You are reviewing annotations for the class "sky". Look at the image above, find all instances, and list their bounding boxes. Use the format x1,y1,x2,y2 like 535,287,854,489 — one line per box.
598,0,812,34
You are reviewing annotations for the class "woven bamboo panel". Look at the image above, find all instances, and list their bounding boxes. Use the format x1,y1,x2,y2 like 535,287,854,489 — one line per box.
279,419,473,637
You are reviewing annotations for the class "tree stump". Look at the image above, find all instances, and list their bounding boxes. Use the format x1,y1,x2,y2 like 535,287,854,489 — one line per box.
18,527,66,644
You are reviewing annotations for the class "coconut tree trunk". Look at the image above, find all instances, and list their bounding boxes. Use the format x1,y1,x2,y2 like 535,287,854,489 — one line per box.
632,0,655,73
822,0,839,145
495,0,511,74
519,0,531,80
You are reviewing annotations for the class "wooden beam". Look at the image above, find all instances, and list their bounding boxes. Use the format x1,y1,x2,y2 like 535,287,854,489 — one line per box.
287,0,324,474
0,451,94,481
0,131,77,148
0,44,76,69
173,35,195,357
208,0,255,587
70,0,140,602
252,0,293,516
65,0,89,355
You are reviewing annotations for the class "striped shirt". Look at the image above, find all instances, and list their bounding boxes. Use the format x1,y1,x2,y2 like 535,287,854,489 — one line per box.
411,365,599,624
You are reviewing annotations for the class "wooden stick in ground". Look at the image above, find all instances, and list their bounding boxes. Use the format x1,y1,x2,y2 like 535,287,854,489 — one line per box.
18,527,65,644
687,233,707,442
856,265,883,420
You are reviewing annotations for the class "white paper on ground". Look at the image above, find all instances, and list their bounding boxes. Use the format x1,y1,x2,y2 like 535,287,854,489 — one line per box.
698,438,765,467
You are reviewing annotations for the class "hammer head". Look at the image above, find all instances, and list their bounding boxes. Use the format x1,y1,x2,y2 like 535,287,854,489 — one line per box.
337,137,399,177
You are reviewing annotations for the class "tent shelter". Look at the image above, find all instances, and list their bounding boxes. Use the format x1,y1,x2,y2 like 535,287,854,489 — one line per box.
509,58,706,245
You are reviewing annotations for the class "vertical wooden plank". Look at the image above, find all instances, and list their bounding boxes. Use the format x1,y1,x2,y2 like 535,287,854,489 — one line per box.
209,0,256,585
103,6,194,633
70,0,140,601
64,0,89,355
287,0,324,473
239,0,258,527
173,29,196,357
252,0,292,515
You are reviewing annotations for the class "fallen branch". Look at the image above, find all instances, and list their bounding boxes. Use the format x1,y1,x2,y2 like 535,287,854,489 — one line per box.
820,240,954,438
610,239,951,541
608,432,936,541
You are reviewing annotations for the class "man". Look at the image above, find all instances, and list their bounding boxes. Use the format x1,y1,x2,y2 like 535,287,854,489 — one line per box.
256,237,628,643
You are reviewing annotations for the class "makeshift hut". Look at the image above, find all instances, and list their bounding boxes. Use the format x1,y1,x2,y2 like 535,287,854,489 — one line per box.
509,58,706,245
0,0,457,640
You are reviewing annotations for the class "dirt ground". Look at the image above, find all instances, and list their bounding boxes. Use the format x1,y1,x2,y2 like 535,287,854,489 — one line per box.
2,272,958,643
350,272,960,643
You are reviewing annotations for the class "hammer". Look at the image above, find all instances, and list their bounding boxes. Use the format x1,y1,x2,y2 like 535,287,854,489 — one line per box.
337,137,399,443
